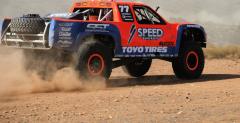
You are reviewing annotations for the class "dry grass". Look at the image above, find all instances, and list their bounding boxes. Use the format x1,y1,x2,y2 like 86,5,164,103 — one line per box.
204,44,240,59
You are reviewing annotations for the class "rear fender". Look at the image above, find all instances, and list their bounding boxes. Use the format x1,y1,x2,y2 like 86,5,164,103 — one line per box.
74,24,121,53
49,19,121,53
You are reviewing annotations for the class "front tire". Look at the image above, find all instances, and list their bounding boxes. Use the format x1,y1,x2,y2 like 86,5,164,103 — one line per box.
75,41,112,80
122,59,152,77
172,42,205,79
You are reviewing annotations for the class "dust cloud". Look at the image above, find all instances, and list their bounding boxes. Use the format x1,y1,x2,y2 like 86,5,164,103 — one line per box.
0,47,106,97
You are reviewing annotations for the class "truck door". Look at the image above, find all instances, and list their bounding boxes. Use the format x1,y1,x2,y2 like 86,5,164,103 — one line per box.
123,6,177,57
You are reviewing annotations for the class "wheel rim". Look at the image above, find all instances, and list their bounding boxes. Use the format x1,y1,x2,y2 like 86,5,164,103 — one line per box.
186,51,199,71
87,53,105,76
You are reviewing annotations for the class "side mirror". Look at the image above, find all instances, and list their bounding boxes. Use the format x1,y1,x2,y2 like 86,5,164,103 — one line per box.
156,6,160,12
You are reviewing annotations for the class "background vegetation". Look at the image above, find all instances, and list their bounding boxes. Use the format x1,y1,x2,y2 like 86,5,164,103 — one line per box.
204,45,240,59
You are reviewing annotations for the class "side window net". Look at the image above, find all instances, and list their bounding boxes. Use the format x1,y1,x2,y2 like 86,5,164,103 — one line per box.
134,7,152,24
133,6,164,24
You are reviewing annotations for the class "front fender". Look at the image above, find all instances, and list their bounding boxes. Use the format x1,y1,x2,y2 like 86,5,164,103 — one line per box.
175,24,207,54
185,24,207,43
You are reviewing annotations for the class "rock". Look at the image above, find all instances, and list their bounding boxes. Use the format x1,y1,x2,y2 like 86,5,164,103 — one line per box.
186,96,192,102
177,111,183,115
80,112,85,116
114,99,120,102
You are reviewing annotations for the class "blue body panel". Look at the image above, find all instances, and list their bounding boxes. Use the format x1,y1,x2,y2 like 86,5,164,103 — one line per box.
48,20,121,53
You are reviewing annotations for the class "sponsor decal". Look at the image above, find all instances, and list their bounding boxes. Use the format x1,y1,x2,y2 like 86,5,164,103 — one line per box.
59,32,71,37
58,23,73,27
87,24,110,30
122,46,168,54
59,36,72,40
86,24,110,32
159,42,175,46
58,22,73,47
58,40,72,47
118,5,134,22
128,24,136,44
138,28,163,40
60,27,72,32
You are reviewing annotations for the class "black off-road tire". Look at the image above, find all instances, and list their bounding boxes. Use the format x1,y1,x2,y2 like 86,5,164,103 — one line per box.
172,42,205,79
10,14,45,34
22,14,40,18
75,41,112,80
122,59,152,77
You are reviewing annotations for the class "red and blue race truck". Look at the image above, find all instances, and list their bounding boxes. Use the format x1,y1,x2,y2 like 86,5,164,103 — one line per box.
0,0,206,80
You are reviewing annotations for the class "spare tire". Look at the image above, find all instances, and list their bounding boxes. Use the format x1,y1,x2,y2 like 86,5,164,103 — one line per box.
10,14,45,34
22,14,41,18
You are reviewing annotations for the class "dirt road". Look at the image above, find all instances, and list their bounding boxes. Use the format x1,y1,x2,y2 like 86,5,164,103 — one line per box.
0,58,240,123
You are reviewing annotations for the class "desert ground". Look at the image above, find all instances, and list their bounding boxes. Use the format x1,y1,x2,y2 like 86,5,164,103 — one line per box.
0,49,239,123
0,1,240,122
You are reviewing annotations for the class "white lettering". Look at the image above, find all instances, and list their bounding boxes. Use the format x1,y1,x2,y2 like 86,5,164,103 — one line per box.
138,28,163,40
87,24,110,30
122,47,168,53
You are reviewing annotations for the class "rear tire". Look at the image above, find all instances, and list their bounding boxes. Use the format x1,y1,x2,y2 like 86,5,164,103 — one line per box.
172,42,205,79
122,59,152,77
75,41,112,80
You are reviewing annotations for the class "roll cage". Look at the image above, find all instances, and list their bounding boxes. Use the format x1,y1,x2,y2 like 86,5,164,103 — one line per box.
71,8,113,21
